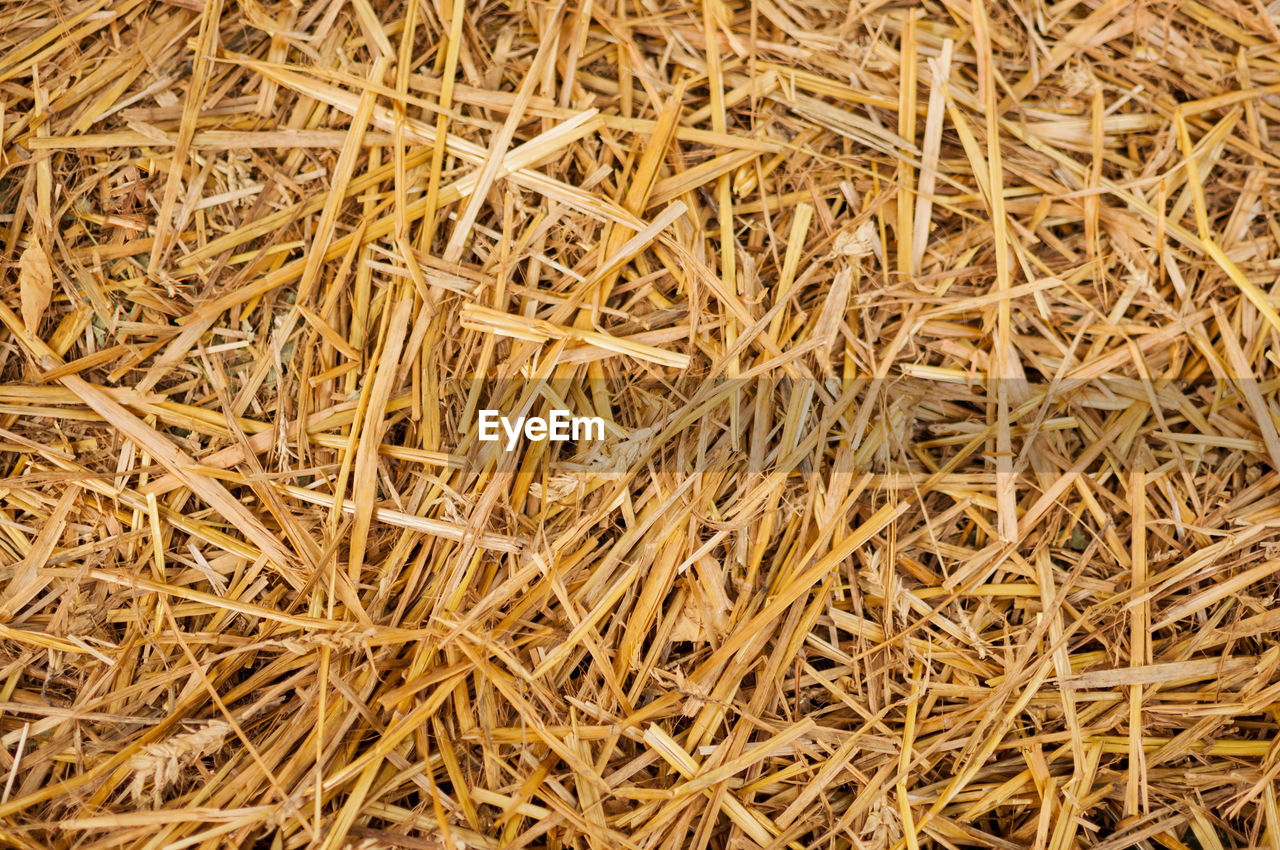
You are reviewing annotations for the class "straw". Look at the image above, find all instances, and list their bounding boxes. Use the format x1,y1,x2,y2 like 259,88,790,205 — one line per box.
3,0,1280,847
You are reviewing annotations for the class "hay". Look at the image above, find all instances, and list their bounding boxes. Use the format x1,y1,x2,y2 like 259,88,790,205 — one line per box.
2,0,1280,847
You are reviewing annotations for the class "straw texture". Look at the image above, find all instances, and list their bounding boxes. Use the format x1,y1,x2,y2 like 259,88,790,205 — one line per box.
3,0,1280,847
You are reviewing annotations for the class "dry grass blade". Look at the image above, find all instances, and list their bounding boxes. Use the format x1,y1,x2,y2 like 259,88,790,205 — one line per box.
16,236,51,339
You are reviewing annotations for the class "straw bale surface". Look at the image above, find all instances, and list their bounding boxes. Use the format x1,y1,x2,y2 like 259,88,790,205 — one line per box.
2,0,1280,847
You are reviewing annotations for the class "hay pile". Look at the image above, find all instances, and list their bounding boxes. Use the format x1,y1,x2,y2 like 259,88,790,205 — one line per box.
3,0,1280,846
